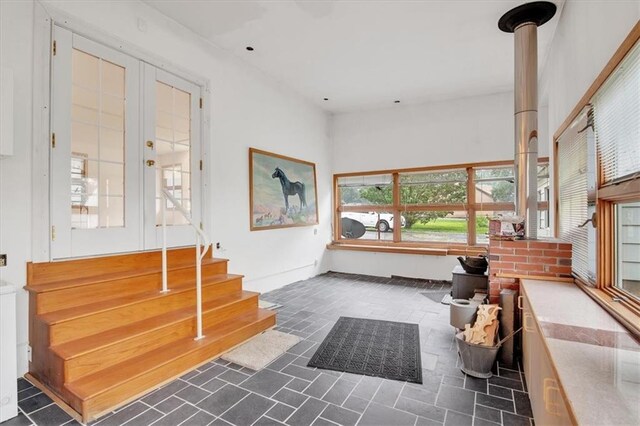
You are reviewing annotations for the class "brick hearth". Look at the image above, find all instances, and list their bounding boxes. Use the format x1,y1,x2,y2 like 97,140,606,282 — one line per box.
488,239,573,303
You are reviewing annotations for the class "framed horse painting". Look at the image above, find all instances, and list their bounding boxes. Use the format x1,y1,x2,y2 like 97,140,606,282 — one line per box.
249,148,319,230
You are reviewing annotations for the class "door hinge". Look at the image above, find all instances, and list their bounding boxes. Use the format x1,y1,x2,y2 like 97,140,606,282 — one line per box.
199,160,203,171
200,222,203,230
199,98,203,109
51,133,56,148
51,226,56,241
52,40,57,56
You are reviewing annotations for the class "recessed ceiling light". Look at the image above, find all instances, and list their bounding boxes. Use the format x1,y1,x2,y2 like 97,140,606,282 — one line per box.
394,100,400,104
323,98,329,101
246,46,254,51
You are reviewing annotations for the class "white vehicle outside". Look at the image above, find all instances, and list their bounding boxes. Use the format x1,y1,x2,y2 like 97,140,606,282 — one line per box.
341,212,406,232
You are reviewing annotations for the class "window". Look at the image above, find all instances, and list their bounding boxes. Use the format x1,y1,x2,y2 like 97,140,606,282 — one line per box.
399,169,468,244
474,166,517,245
594,39,640,304
616,202,640,299
338,174,394,241
555,30,640,324
334,159,549,250
537,165,551,237
557,111,597,284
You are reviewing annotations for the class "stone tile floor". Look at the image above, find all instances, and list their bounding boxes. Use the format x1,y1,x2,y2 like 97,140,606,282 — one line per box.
2,272,533,426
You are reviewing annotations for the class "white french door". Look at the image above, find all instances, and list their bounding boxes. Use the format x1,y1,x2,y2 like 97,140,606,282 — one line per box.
143,65,201,250
51,26,202,259
51,27,142,258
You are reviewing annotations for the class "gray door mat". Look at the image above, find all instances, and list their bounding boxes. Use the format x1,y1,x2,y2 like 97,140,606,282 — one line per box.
307,316,422,384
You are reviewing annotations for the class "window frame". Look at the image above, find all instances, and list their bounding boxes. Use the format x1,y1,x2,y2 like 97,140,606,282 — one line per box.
332,158,549,255
553,21,640,334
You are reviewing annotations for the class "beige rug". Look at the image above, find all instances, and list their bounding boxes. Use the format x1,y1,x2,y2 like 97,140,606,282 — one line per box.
221,330,301,371
258,300,281,310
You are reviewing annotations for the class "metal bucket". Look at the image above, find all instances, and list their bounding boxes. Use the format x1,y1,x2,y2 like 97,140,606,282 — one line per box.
455,332,501,379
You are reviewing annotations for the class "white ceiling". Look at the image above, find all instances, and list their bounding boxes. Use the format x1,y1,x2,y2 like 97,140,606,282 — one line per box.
143,0,563,113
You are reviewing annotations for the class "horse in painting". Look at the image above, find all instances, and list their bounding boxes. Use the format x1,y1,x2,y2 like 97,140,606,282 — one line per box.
272,167,306,213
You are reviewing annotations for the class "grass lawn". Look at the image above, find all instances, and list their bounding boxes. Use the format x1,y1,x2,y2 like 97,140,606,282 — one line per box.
409,218,488,234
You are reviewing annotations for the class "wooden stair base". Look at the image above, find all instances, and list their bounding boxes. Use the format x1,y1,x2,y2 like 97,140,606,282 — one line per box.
26,248,276,423
68,309,275,421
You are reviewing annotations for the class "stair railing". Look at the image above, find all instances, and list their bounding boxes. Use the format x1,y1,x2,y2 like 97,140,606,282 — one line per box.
160,188,211,340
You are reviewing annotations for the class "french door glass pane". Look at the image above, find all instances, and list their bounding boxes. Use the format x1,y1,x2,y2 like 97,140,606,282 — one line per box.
70,48,125,229
155,81,191,225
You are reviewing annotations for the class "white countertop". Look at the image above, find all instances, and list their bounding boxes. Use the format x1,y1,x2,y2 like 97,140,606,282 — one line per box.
521,279,640,425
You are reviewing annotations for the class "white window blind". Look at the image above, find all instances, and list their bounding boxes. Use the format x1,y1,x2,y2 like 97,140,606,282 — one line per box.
593,40,640,186
557,114,595,283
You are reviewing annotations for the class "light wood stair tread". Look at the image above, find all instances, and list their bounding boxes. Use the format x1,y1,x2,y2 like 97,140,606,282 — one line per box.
25,257,228,293
66,309,276,399
28,247,220,285
53,291,259,360
40,273,244,325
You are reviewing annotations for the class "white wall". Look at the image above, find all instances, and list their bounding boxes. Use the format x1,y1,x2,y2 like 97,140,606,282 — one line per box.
0,0,332,376
330,250,460,282
331,91,550,174
0,0,35,377
329,91,542,279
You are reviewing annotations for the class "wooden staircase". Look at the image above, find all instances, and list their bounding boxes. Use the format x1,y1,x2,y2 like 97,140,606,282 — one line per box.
25,248,276,422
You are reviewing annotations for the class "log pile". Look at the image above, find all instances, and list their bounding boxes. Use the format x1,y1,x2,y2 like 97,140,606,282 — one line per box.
463,304,501,346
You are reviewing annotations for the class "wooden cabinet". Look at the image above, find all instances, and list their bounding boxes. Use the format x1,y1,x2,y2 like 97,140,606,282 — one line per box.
520,292,574,425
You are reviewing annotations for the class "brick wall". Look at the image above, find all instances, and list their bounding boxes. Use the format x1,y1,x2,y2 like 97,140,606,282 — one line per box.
488,239,572,303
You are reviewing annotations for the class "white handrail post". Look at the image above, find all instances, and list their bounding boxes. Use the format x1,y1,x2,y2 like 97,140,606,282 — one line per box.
195,233,204,340
161,189,208,340
161,193,168,293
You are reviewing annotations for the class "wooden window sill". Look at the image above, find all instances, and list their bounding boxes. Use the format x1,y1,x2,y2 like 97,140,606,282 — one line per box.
496,272,574,283
327,242,487,257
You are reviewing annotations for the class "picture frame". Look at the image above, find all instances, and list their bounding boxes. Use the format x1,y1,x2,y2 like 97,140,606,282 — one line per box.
249,148,319,231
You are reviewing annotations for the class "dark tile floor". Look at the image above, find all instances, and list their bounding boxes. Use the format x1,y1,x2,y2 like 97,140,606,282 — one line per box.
2,272,533,426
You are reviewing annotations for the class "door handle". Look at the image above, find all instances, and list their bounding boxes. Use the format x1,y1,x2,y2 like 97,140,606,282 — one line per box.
146,140,154,149
543,378,562,416
146,160,156,167
517,295,523,310
523,313,534,333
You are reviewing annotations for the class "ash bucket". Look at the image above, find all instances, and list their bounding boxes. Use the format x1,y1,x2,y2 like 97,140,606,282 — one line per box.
455,332,500,379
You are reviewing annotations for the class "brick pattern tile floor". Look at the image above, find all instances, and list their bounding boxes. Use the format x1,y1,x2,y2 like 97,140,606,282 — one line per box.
2,272,533,426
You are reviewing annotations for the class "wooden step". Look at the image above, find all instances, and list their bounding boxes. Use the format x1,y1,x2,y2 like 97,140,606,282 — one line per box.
27,248,276,423
44,274,243,345
28,247,220,285
28,258,229,314
65,309,276,422
55,292,259,382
